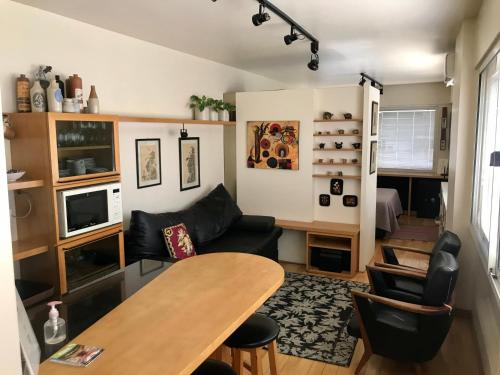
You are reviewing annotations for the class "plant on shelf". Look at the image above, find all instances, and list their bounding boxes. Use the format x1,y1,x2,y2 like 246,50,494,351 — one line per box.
189,95,210,120
222,102,236,122
207,98,223,121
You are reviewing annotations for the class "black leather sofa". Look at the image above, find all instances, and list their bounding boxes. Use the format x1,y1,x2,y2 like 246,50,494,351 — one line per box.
125,184,283,263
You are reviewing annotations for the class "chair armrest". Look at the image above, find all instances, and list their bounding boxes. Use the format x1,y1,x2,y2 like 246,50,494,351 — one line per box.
367,265,427,280
230,215,276,232
352,290,451,316
381,244,432,256
374,262,427,274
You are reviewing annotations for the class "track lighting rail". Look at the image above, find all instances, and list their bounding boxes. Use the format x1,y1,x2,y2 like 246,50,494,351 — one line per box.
255,0,319,47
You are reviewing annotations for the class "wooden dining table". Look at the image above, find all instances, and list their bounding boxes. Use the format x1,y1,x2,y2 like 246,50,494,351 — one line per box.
39,253,284,374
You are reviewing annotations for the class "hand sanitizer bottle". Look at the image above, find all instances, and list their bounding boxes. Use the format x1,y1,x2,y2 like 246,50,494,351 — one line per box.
44,301,66,345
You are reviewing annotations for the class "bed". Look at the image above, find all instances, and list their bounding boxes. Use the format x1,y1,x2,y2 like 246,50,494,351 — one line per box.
376,188,403,233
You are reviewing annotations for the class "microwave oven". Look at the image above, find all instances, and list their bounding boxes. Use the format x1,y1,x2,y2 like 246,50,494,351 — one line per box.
57,183,123,238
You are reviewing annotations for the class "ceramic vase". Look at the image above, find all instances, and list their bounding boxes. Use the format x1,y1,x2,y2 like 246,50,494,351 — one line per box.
194,108,209,121
87,85,99,114
218,110,229,122
209,109,219,121
30,80,46,112
47,79,63,112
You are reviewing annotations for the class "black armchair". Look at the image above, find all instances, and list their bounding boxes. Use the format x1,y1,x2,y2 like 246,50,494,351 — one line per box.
380,230,461,273
368,251,458,304
349,251,458,374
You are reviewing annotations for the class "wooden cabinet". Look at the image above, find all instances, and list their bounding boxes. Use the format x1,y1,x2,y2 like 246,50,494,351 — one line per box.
7,113,124,302
276,220,360,277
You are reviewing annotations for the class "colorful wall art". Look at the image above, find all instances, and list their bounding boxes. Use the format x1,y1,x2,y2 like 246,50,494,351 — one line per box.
246,121,300,170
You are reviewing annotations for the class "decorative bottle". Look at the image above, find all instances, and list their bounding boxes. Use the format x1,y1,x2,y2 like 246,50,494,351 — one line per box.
16,74,31,113
30,80,46,112
55,75,65,98
44,301,66,345
47,79,63,112
87,85,99,114
69,74,83,112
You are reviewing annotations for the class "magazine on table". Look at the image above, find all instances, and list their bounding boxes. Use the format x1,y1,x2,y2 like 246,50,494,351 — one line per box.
50,343,104,367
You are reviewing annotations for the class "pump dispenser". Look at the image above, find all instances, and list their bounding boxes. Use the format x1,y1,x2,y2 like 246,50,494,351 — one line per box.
44,301,66,345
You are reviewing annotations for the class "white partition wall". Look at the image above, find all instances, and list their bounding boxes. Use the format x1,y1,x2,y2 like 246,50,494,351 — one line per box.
359,84,380,270
236,85,377,267
0,89,23,374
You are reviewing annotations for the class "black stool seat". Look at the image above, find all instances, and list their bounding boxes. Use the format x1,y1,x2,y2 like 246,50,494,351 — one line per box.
192,359,236,375
225,313,280,349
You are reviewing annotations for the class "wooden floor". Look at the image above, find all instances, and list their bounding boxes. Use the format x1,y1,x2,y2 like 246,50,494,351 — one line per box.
222,217,484,375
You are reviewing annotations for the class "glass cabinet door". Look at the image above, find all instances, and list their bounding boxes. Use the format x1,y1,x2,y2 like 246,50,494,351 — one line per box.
63,232,122,292
55,120,117,181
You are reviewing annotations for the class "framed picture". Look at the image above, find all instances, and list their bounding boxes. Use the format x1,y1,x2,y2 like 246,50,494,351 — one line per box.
343,195,358,207
330,179,343,195
135,139,161,189
371,101,379,136
179,137,200,191
319,194,330,207
246,121,300,170
370,141,378,175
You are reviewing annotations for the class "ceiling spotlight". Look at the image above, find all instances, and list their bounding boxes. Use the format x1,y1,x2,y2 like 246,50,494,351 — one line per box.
308,54,319,71
359,77,366,86
284,26,299,45
252,5,271,26
310,41,319,54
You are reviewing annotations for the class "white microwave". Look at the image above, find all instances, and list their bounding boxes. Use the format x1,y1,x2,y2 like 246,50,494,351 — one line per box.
57,183,123,238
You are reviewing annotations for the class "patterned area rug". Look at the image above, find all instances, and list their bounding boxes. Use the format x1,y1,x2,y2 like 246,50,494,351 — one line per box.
258,272,369,367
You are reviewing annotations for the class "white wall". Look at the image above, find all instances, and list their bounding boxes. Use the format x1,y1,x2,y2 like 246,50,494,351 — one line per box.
313,87,364,224
236,89,314,263
119,122,224,226
359,85,380,269
0,89,22,374
448,2,500,373
236,86,376,268
381,82,451,107
0,0,285,227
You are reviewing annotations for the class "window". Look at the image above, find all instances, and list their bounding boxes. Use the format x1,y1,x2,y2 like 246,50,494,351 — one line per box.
378,109,436,171
472,51,500,278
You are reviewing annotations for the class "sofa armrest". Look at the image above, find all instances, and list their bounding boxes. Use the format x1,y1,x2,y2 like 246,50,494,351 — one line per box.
231,215,276,233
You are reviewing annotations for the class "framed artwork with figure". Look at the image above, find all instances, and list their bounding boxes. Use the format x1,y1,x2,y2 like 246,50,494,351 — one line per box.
136,139,162,189
179,137,200,191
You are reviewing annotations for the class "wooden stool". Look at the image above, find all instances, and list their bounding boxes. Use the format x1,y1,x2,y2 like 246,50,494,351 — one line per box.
192,359,237,375
224,313,280,375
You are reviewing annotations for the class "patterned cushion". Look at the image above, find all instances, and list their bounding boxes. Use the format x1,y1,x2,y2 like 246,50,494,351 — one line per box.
162,223,196,259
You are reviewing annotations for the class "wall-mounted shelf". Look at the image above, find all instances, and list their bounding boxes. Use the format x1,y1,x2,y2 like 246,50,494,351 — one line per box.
313,174,361,180
314,133,362,137
314,119,363,123
119,115,235,126
12,236,49,261
313,148,362,152
313,162,361,167
8,179,45,191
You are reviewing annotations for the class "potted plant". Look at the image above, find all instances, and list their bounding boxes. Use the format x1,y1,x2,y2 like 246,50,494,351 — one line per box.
207,98,223,121
189,95,209,120
222,102,236,122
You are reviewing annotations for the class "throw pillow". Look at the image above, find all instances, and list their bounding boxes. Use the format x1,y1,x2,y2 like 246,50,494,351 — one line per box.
162,223,196,259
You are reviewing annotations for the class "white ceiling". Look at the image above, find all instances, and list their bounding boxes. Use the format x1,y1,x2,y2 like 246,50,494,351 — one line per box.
14,0,482,86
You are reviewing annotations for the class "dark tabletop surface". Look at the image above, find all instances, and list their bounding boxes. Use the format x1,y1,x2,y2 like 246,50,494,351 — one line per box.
27,259,173,360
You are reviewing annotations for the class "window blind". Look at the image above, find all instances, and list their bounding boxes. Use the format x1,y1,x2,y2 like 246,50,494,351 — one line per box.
378,109,436,171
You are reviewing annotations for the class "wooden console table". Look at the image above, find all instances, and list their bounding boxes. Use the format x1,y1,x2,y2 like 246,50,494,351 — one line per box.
276,219,360,277
39,253,284,375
